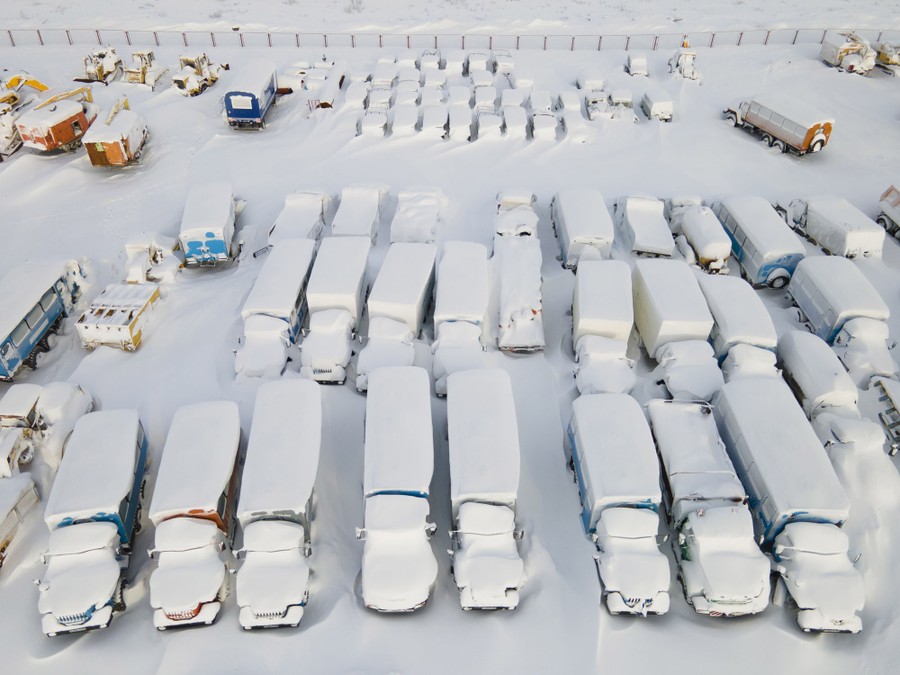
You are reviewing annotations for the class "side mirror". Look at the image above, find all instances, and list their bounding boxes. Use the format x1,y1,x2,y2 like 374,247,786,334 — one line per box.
425,523,437,538
355,528,366,541
513,529,525,541
147,549,157,560
853,553,862,565
39,552,48,565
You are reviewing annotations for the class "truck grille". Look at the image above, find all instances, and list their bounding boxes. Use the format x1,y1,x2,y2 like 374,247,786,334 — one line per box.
57,612,90,626
165,604,201,621
254,609,287,620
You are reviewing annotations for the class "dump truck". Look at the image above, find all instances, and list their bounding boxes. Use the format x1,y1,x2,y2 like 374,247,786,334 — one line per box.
75,46,122,85
724,93,833,155
172,53,228,96
15,87,98,153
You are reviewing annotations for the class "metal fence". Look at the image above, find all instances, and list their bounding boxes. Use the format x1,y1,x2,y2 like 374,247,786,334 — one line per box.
2,27,899,51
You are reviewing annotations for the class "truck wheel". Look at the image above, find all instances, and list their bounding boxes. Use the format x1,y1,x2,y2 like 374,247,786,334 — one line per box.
767,272,789,289
761,133,773,147
725,112,738,126
810,139,824,153
876,215,894,234
773,139,787,153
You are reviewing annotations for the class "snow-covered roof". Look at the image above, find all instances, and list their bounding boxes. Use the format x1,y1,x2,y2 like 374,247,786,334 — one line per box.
791,256,889,325
699,274,777,354
390,188,447,244
713,379,850,526
573,260,633,343
806,196,881,235
447,369,520,513
0,383,42,420
750,92,834,128
44,410,142,528
306,236,370,320
494,235,543,319
331,184,384,239
367,242,437,332
83,282,158,314
238,379,321,523
270,192,328,242
434,241,490,325
17,99,84,131
180,182,234,235
241,239,317,321
227,58,277,100
621,197,675,256
680,207,732,259
777,331,858,416
0,261,69,342
149,401,241,524
81,108,143,144
0,473,35,523
552,189,614,249
364,367,433,498
718,196,805,256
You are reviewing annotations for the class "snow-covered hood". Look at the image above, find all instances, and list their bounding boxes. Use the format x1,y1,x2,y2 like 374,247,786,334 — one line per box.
150,518,227,612
235,319,289,379
301,309,354,368
237,550,309,615
596,509,670,598
782,554,865,616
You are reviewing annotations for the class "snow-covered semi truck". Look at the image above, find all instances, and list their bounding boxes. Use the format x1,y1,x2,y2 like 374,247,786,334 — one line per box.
724,93,834,155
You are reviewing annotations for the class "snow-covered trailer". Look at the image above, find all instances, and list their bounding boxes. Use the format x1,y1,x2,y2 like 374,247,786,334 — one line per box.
331,185,386,244
494,234,544,353
0,261,82,381
224,59,277,129
234,239,317,379
39,410,148,636
673,204,732,273
0,474,39,567
778,331,859,420
390,188,448,244
698,274,777,363
573,260,633,345
646,399,770,617
267,192,328,244
617,196,676,257
781,196,884,258
83,107,148,167
360,367,437,612
551,189,615,268
565,394,669,615
447,369,525,610
75,282,160,351
148,401,241,629
713,378,862,632
235,380,321,629
179,182,236,266
367,243,436,336
712,196,806,288
632,259,713,359
16,96,98,152
725,93,833,154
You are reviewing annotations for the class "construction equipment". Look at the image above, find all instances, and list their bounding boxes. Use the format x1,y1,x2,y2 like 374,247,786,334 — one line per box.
171,53,229,96
75,46,123,85
819,32,876,75
0,73,48,158
16,87,98,153
874,42,900,76
668,38,701,81
83,96,149,167
123,50,169,88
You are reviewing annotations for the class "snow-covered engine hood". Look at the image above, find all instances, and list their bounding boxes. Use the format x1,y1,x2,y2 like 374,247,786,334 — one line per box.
150,518,227,612
237,549,309,615
453,504,524,603
596,509,669,598
235,316,289,379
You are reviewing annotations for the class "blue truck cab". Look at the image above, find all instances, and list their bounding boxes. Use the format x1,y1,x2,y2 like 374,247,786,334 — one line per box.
224,59,278,129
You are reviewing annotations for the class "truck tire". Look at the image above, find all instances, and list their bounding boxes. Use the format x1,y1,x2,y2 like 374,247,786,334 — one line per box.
773,139,787,153
810,139,824,153
761,133,773,147
767,271,789,289
725,112,738,126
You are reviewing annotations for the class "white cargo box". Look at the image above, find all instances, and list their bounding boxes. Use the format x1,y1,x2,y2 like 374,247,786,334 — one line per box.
680,206,732,271
551,189,614,268
778,331,859,419
573,260,633,344
789,256,889,343
240,238,317,323
75,283,160,351
618,196,675,257
447,369,520,519
568,394,661,535
632,259,713,358
803,196,884,258
306,236,371,330
367,243,436,335
433,241,489,328
698,274,777,361
267,192,329,244
364,367,433,498
331,185,386,243
390,188,448,244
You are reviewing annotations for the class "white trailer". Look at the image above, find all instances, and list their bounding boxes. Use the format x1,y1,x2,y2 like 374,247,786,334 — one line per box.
550,189,615,268
235,239,316,379
779,196,884,259
632,259,713,359
667,199,731,273
235,380,321,629
301,236,370,383
390,188,448,244
698,274,777,363
447,369,525,610
778,331,860,421
566,394,669,615
617,197,675,257
494,234,544,353
75,283,160,352
713,379,863,632
359,367,437,612
148,401,241,630
267,192,328,244
646,399,770,617
331,184,387,244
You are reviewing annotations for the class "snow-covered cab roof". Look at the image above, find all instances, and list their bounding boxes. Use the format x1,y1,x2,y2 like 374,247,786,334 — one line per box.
241,238,317,321
0,383,42,421
44,410,143,529
226,58,277,100
573,260,633,343
238,379,322,525
717,196,805,257
777,330,859,418
0,261,72,343
149,401,241,525
364,367,433,498
367,242,437,333
306,236,371,324
434,241,490,326
179,182,234,236
447,369,520,516
698,274,777,358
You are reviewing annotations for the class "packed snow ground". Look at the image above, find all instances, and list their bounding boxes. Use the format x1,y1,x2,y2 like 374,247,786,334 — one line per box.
2,24,900,675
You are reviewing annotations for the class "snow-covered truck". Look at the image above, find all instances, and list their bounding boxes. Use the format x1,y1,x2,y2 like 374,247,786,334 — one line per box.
712,196,806,288
82,99,148,167
179,182,237,266
300,236,370,383
148,401,241,630
646,399,770,617
390,188,448,244
616,196,676,258
572,261,636,395
358,367,438,612
566,394,670,615
356,243,436,391
38,410,149,636
447,369,526,610
0,260,83,381
234,238,317,379
0,474,39,567
778,331,860,421
494,234,545,353
494,189,539,238
432,241,490,395
777,196,884,258
819,32,876,75
75,282,160,351
666,198,731,274
224,59,277,129
550,189,615,268
714,379,864,632
331,184,387,244
267,192,328,244
235,380,321,629
789,256,896,386
724,93,834,155
15,87,98,153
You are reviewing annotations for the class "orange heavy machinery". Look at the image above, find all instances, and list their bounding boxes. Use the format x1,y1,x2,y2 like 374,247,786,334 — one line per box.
15,87,98,153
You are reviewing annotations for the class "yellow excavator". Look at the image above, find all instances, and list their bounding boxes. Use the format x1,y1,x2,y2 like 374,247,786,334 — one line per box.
34,86,94,110
0,72,49,158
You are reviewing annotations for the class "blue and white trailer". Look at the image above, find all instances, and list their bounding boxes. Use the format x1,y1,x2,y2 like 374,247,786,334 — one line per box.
179,182,237,266
0,261,82,381
224,59,278,129
38,410,149,636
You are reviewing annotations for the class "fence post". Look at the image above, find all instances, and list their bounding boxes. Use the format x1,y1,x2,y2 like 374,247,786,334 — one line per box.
710,32,715,48
351,34,356,48
154,31,159,46
792,29,799,44
379,34,383,48
182,31,188,47
125,30,132,46
37,29,43,46
324,33,328,48
737,31,743,46
211,32,216,47
461,35,465,49
239,32,245,47
625,35,630,50
407,34,410,49
489,35,493,50
571,36,575,51
267,32,272,47
95,29,101,45
764,30,770,45
66,29,72,45
653,35,659,50
543,35,547,50
597,36,602,51
516,35,520,50
877,30,883,42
